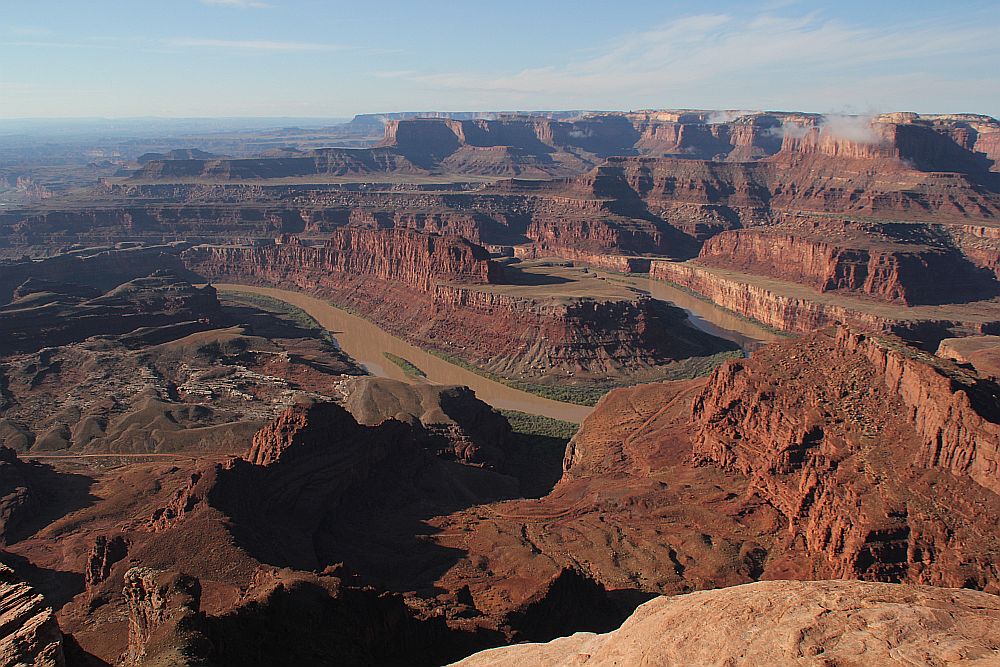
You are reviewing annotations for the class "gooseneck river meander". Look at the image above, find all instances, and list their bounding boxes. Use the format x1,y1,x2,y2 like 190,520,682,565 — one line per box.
216,276,778,424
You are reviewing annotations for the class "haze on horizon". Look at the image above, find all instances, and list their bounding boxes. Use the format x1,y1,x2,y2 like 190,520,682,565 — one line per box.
1,0,999,120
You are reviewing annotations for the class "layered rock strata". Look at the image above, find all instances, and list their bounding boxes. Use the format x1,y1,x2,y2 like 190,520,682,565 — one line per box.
692,326,1000,585
697,222,999,305
650,259,1000,347
184,230,735,382
0,563,65,667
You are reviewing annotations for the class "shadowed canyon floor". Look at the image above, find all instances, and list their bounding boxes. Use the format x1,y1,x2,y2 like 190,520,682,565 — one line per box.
3,323,1000,665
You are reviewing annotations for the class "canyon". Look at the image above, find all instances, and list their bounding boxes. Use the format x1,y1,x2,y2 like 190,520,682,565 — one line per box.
3,107,1000,665
5,322,1000,664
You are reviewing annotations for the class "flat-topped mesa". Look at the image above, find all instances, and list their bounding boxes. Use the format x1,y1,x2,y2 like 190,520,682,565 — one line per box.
626,110,793,161
132,146,423,181
696,222,1000,305
776,119,995,174
691,326,1000,584
188,228,503,293
381,115,640,157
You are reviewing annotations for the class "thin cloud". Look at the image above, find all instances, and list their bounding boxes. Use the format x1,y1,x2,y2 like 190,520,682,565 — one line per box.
374,70,417,79
199,0,271,8
2,40,117,50
394,11,1000,109
167,38,346,52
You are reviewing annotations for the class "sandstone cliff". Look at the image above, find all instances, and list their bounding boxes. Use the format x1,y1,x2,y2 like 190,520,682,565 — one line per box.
187,228,501,292
122,567,212,667
697,222,999,305
692,326,1000,585
649,259,1000,347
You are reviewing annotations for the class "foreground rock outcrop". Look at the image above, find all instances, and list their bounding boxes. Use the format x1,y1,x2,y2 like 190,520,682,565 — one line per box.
451,580,1000,667
122,567,212,667
696,221,999,305
0,563,65,667
341,377,512,466
7,323,1000,664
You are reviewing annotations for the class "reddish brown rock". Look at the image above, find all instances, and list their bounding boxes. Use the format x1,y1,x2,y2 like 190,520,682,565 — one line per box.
340,377,512,466
938,335,1000,380
0,563,65,667
692,326,1000,586
187,228,501,292
649,258,1000,346
184,231,736,384
697,222,998,305
85,535,129,594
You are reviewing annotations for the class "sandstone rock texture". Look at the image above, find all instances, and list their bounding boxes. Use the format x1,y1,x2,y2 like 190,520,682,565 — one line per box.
341,377,511,466
6,328,1000,664
697,221,998,305
450,580,1000,667
2,112,998,273
190,227,503,291
692,326,1000,587
0,563,64,667
938,335,1000,381
649,258,1000,348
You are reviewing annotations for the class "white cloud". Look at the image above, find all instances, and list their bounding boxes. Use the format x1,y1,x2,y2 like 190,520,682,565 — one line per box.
373,70,417,79
388,11,1000,113
167,38,345,52
199,0,271,8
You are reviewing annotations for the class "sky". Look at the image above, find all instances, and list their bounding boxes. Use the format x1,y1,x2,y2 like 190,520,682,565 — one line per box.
1,0,998,119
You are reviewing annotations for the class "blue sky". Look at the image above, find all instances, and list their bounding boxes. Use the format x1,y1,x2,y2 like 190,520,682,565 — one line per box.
1,0,998,118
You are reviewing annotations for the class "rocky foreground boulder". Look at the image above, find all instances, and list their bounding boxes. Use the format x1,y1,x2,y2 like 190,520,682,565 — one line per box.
0,563,64,667
450,579,1000,666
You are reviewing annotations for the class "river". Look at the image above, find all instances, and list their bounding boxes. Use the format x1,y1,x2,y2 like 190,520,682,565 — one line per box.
216,284,595,423
216,276,778,424
624,276,782,352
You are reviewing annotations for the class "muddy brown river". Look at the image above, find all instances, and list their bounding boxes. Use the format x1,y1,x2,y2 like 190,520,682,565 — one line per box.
217,276,777,424
216,284,595,423
627,276,782,351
